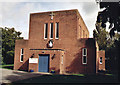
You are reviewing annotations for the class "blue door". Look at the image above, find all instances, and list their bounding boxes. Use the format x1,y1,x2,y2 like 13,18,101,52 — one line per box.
38,55,49,72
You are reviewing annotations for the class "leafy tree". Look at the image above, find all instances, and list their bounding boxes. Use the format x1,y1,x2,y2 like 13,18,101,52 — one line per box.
1,27,23,64
0,28,2,65
95,1,120,74
93,22,109,50
96,2,120,37
94,22,120,50
94,22,120,73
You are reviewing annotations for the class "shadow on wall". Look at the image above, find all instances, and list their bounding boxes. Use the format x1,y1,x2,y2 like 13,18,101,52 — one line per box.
18,59,29,72
66,38,96,74
66,51,84,73
85,38,95,48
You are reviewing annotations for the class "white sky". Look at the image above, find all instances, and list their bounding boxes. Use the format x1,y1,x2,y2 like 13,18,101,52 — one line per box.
0,0,101,39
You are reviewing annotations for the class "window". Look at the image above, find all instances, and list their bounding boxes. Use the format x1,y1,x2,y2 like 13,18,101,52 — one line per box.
82,48,87,64
55,22,59,39
61,55,63,64
100,57,102,64
44,23,48,39
79,26,81,38
20,48,24,62
50,23,53,39
82,48,87,56
86,34,87,38
83,30,85,38
83,56,87,64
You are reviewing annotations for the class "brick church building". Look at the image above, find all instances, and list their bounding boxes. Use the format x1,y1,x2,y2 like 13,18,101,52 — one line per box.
14,9,105,74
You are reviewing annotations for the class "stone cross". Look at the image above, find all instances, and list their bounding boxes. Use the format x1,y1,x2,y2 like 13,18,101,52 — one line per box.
49,12,55,20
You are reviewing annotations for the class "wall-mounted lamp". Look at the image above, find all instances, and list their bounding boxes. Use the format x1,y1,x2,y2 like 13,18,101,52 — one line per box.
51,54,55,60
31,53,34,58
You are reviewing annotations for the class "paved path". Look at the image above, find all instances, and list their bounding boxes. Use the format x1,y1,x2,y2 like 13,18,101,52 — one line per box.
0,68,51,83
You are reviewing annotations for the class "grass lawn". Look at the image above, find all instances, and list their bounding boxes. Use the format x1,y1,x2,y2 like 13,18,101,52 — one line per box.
0,64,14,70
72,74,85,76
11,73,118,84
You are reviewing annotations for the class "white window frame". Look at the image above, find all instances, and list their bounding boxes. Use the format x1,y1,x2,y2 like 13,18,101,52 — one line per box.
44,23,47,39
82,48,87,64
82,48,87,56
50,23,53,39
99,57,102,64
20,48,24,62
55,22,59,39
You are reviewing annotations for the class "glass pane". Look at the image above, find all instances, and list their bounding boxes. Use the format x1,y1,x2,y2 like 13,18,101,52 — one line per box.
21,55,23,61
61,55,63,64
21,48,24,54
50,23,53,38
83,56,86,63
83,48,87,56
56,23,59,38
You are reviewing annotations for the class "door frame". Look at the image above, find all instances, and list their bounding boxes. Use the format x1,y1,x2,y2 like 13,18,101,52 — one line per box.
38,54,50,72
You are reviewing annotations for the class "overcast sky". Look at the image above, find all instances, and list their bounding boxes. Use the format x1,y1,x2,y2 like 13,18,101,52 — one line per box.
0,0,102,39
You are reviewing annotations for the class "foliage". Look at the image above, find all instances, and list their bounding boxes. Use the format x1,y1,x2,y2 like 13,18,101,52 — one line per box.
93,22,120,50
1,27,23,64
95,1,120,74
97,2,120,37
72,74,84,76
0,28,2,65
0,64,14,70
93,22,108,50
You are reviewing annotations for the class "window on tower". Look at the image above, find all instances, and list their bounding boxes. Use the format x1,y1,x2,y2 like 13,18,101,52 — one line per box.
50,23,53,39
44,23,48,39
55,22,59,39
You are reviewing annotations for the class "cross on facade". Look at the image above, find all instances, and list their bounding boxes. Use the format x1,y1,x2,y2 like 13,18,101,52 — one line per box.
49,12,55,20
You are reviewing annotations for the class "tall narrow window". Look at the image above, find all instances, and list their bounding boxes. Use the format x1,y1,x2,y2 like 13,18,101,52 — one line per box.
55,22,59,39
20,48,24,62
79,25,81,38
83,30,85,38
50,23,53,39
82,48,87,64
100,57,102,64
44,23,48,39
86,34,87,38
61,55,63,64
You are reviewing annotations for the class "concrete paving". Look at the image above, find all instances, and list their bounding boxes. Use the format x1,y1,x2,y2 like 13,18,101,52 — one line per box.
0,68,52,83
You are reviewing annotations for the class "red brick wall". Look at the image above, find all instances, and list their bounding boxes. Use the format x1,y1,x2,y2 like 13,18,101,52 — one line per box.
65,38,96,74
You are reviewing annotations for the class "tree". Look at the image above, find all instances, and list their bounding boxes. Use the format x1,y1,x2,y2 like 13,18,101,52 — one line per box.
93,22,116,50
1,27,23,64
96,2,120,37
95,1,120,74
93,22,108,50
